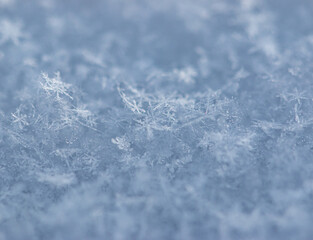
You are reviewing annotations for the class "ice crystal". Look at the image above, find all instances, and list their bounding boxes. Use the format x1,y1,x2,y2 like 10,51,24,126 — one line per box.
1,0,313,239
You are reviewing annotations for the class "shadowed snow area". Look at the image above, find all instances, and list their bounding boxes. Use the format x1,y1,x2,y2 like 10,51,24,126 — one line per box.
1,0,313,239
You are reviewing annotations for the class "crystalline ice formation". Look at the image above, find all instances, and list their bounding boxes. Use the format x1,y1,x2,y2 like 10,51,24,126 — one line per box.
1,0,313,239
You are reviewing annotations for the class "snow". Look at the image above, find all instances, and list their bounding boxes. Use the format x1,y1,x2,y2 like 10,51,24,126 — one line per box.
1,0,313,239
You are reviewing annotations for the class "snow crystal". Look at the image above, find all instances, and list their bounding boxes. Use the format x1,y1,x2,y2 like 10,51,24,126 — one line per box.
1,0,313,239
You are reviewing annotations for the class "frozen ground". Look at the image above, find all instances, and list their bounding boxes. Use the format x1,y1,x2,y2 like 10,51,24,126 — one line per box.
1,0,313,239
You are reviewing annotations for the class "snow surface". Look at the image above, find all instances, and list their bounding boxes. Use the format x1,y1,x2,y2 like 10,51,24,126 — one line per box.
1,0,313,239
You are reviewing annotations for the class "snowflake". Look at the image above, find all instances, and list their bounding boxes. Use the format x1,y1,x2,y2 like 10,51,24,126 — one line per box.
117,86,145,114
173,67,197,84
11,108,28,129
0,19,24,45
285,89,310,104
40,72,73,100
111,136,131,151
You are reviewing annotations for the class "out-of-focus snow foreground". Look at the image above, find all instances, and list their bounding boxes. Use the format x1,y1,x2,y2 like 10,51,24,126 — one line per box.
1,0,313,239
